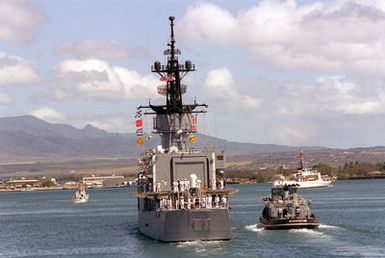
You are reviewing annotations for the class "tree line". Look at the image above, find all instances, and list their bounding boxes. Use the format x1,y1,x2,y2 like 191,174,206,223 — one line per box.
226,161,385,183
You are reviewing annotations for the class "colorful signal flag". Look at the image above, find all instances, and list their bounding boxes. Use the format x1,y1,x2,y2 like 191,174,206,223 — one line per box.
135,110,142,119
135,119,143,127
160,75,174,82
136,137,144,145
188,134,197,143
191,115,197,132
136,128,143,136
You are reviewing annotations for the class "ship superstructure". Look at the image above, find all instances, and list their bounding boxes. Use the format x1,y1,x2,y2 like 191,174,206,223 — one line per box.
135,16,231,242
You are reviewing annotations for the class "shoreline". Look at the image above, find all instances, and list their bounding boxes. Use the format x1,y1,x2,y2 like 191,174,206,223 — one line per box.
0,185,133,193
4,177,385,193
343,175,385,180
227,176,385,185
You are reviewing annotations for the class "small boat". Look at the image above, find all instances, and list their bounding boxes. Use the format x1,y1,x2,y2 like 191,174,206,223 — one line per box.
274,150,336,189
258,183,319,229
72,182,89,203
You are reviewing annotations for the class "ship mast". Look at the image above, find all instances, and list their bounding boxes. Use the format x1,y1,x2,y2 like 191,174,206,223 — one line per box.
166,16,182,112
298,149,305,170
138,16,207,151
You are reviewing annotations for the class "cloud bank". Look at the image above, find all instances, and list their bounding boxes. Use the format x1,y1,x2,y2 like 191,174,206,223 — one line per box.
0,52,39,86
178,0,385,147
54,58,159,100
204,68,258,109
0,0,46,44
180,0,385,76
30,107,66,123
274,76,385,116
55,40,150,60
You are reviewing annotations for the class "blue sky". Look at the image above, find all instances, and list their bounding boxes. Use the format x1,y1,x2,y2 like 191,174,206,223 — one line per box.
1,0,385,148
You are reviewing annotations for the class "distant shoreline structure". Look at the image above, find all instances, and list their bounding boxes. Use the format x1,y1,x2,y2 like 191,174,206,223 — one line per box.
2,177,385,193
345,175,385,180
0,184,132,192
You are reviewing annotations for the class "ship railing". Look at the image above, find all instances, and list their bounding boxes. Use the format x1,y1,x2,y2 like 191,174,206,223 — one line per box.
137,189,230,210
157,192,229,211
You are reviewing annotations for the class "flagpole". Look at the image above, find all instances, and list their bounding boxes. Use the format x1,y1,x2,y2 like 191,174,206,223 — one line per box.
204,112,207,149
143,107,147,154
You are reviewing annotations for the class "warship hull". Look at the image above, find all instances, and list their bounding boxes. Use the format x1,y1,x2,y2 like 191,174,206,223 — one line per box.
259,216,319,230
138,208,231,242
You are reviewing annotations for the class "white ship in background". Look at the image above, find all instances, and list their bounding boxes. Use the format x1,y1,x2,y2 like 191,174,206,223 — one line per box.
72,182,89,203
274,150,336,189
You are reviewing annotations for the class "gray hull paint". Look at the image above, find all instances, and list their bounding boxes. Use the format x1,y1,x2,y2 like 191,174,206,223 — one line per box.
138,208,231,242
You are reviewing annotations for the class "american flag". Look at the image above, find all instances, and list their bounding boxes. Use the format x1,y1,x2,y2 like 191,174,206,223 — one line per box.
136,128,143,136
160,75,174,82
191,115,197,132
192,115,197,125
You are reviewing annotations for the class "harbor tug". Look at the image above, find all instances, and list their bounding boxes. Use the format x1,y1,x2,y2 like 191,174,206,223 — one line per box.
258,183,319,229
135,17,231,242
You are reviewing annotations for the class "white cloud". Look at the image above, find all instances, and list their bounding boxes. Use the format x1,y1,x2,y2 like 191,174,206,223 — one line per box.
80,116,131,133
179,2,236,42
204,68,258,109
274,76,385,116
68,112,138,133
54,58,159,100
0,52,39,86
55,40,150,59
0,0,46,44
177,0,385,147
271,124,315,146
180,1,385,76
209,73,385,146
315,76,382,114
30,107,66,122
204,66,385,122
0,92,13,105
204,68,385,116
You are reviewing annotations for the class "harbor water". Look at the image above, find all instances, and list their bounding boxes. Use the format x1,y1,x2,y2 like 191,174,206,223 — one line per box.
1,180,385,257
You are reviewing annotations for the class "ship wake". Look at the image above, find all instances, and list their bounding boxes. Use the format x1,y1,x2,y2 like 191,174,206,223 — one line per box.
288,228,326,237
318,224,340,229
245,224,264,232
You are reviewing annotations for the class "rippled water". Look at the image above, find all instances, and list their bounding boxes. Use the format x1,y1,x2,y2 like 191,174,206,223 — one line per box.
1,180,385,257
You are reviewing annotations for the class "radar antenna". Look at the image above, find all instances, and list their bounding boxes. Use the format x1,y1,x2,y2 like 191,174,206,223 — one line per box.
137,16,207,150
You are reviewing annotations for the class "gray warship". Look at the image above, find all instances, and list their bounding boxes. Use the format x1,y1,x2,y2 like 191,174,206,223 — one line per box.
135,16,232,242
258,183,319,229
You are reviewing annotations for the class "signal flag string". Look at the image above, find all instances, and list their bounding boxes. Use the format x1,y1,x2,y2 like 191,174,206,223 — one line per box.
135,110,144,145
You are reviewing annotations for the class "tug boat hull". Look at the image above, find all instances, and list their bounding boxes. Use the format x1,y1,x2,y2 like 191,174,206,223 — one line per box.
72,195,88,204
259,215,319,230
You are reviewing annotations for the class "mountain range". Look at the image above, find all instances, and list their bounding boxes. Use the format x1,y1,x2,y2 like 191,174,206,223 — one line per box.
0,115,327,161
